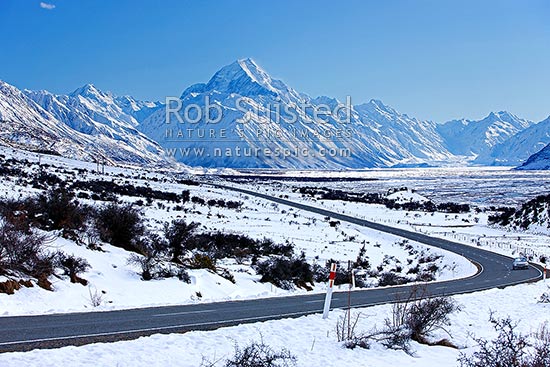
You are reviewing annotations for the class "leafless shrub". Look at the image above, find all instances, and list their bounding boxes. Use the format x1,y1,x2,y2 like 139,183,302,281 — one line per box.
379,319,414,353
0,219,56,289
127,253,158,281
530,322,550,367
343,285,459,354
387,285,459,346
458,314,550,367
79,223,103,251
224,342,296,367
201,340,296,367
340,320,411,353
335,311,362,343
95,203,145,253
538,287,550,303
164,219,200,262
406,296,458,344
88,285,104,307
55,252,90,285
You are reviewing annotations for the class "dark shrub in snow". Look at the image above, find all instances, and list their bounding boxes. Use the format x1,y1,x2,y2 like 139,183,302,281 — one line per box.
256,252,313,290
95,203,145,253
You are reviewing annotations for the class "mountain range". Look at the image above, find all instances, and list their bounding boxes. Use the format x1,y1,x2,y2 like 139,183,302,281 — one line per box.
0,80,168,166
0,58,548,170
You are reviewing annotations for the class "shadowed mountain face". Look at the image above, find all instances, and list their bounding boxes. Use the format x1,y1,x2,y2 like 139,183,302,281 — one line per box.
517,143,550,170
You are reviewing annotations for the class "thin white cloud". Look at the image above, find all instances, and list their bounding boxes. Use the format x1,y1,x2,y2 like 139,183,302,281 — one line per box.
40,2,56,10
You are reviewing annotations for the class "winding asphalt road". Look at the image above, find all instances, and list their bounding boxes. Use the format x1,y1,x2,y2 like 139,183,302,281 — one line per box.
0,183,542,353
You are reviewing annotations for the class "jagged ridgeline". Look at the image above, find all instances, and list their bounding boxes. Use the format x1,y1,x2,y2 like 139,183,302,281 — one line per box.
1,58,550,169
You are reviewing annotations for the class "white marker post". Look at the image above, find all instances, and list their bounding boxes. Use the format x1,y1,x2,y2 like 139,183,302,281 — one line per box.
322,263,337,319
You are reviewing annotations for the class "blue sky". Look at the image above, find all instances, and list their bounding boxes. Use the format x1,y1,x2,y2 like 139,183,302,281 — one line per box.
1,0,549,122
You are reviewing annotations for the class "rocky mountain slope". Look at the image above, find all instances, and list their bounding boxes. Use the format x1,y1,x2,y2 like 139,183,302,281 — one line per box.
0,80,171,166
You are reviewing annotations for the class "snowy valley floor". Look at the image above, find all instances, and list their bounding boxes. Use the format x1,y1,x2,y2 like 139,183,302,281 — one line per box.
1,147,550,366
0,147,475,316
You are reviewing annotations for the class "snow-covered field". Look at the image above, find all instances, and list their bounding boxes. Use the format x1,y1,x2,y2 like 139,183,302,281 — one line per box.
0,146,475,316
232,180,550,262
2,146,550,367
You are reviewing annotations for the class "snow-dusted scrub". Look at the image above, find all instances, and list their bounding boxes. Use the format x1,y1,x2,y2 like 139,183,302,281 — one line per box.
256,252,314,291
249,176,550,269
458,316,550,367
95,202,146,253
336,285,460,354
0,219,55,292
488,194,550,234
201,340,297,367
0,146,475,315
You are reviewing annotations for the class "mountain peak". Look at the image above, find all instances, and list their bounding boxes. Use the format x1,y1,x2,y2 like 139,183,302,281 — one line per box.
215,58,264,77
235,58,266,80
368,99,391,109
355,99,398,116
72,83,97,93
70,83,110,99
200,58,290,98
205,58,269,88
0,80,19,94
485,110,519,121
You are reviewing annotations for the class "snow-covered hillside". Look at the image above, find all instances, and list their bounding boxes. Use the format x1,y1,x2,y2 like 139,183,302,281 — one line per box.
476,116,550,166
0,146,475,316
437,111,533,157
516,142,550,171
488,193,550,234
1,153,549,366
0,80,172,166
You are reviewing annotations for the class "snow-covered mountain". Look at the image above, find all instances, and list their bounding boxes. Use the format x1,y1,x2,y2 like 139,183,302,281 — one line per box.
25,84,163,143
354,100,450,163
2,58,548,169
0,80,172,166
437,111,534,157
475,116,550,166
139,58,454,169
516,143,550,170
0,80,89,157
114,95,162,124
